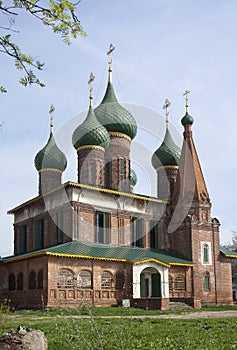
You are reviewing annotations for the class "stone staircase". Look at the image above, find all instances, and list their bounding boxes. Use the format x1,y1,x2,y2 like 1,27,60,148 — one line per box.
169,301,192,310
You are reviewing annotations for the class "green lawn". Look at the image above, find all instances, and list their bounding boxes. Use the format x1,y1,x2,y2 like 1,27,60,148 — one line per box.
1,306,237,349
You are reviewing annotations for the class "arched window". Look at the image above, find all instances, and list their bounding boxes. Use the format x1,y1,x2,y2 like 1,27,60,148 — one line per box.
37,270,43,289
169,275,173,292
17,273,23,290
57,269,74,289
89,162,96,185
118,158,126,183
115,273,125,290
8,274,16,291
203,243,209,263
101,272,112,289
174,275,186,291
29,271,36,289
77,271,92,288
204,273,210,291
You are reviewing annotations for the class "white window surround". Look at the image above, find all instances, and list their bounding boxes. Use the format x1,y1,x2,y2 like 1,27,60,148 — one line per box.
200,241,212,265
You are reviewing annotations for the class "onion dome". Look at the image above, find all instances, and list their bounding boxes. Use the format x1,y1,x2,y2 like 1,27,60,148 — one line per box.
152,128,181,169
35,132,67,172
95,82,137,140
181,112,194,126
72,105,110,150
130,169,137,187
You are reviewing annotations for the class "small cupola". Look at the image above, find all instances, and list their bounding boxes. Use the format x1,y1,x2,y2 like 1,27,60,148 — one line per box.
94,45,137,141
34,106,67,194
72,73,110,187
151,99,181,200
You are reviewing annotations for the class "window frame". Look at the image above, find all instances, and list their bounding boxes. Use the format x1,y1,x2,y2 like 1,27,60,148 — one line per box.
101,271,113,289
131,217,145,248
77,270,92,289
95,211,110,244
57,269,74,289
174,274,186,291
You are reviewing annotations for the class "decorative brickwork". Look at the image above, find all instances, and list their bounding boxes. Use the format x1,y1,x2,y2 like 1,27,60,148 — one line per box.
77,148,106,187
105,134,131,191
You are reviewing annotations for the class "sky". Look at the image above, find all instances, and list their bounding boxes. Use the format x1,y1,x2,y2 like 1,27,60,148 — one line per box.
1,0,237,256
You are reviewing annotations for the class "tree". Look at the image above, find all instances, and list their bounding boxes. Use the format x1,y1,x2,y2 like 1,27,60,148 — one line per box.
0,0,86,92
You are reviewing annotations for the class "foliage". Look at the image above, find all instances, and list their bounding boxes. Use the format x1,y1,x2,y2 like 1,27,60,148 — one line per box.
0,0,86,91
0,299,13,331
1,313,237,349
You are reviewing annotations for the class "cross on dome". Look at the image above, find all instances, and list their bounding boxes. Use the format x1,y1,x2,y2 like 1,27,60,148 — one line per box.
163,99,171,128
183,89,190,113
88,72,95,106
49,104,55,133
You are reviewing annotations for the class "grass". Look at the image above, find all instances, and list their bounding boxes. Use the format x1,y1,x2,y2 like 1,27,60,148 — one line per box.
1,306,237,349
1,316,237,349
13,303,237,318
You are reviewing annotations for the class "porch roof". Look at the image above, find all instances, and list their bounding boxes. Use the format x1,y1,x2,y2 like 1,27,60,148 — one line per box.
220,245,237,259
3,241,193,267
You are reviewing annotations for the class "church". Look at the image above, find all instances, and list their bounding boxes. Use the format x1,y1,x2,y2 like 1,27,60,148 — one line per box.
1,46,236,310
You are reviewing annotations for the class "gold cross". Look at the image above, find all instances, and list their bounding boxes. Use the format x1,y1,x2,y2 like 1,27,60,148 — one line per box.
163,99,171,128
183,89,190,113
49,104,55,132
107,43,115,71
88,72,95,106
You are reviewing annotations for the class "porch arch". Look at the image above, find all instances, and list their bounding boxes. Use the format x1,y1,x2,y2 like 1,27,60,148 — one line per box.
133,262,169,299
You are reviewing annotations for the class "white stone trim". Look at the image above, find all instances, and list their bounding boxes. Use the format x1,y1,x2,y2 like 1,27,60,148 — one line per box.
132,262,169,298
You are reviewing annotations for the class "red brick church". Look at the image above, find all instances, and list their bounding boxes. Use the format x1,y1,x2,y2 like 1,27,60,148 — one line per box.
1,47,236,310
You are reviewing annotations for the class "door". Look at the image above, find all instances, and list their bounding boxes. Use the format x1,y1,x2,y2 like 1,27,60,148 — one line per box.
151,273,161,297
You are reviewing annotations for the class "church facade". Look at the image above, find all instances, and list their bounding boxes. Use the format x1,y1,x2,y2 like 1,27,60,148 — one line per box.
0,50,236,310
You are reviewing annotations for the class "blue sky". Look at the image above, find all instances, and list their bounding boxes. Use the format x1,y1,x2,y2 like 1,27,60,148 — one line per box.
1,0,237,256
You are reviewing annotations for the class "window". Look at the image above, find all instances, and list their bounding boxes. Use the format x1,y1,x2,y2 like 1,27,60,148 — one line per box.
17,273,23,290
105,161,111,188
203,244,209,263
29,271,36,290
119,158,126,183
34,219,44,250
169,275,173,292
149,221,158,249
56,212,63,244
115,273,125,290
201,242,212,265
57,269,74,288
77,271,92,288
19,225,27,254
101,272,112,289
38,270,43,289
89,162,96,185
204,273,210,291
8,274,16,291
95,212,110,244
131,217,145,248
174,275,186,291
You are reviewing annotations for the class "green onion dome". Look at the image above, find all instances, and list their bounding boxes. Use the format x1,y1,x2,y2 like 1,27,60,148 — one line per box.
181,112,194,126
94,82,137,140
72,106,110,150
152,128,181,169
35,132,67,172
130,169,137,187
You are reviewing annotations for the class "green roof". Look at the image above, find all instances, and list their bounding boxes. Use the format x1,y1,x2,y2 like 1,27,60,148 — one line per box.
3,241,193,266
152,128,181,168
220,246,237,258
35,132,67,172
181,112,194,126
95,82,137,140
72,106,110,150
